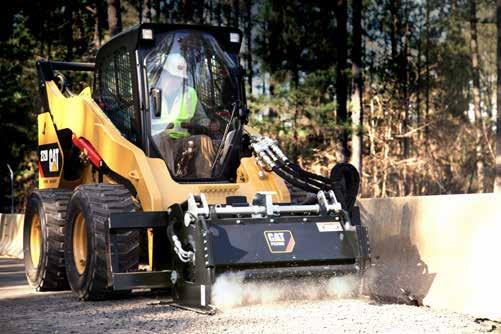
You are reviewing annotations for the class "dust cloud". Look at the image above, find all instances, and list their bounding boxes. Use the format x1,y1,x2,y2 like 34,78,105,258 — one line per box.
211,272,361,309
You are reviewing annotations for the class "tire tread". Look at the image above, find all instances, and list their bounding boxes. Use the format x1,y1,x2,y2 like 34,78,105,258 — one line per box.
70,184,140,300
27,189,72,291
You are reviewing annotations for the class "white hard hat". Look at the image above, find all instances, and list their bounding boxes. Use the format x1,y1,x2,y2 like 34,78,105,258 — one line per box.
163,53,188,79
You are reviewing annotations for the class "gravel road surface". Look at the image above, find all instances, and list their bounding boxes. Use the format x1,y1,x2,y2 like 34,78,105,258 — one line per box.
0,257,498,334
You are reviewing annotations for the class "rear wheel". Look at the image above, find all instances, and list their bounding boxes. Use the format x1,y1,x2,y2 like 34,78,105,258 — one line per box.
23,189,72,291
64,184,140,300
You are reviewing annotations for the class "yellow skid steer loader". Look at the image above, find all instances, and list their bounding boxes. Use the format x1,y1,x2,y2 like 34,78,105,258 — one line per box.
24,23,369,308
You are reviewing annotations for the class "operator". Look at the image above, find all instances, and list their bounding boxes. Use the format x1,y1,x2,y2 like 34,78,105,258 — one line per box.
153,53,216,178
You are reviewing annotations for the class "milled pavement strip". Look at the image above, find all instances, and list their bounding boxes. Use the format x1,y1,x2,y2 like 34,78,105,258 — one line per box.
0,257,498,334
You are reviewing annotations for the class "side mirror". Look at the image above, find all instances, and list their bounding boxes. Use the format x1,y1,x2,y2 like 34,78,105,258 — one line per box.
151,88,162,117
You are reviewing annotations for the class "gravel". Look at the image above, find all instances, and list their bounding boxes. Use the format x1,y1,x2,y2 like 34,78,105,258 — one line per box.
0,258,498,334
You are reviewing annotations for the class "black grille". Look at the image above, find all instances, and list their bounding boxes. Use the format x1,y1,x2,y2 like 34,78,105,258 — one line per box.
94,47,139,144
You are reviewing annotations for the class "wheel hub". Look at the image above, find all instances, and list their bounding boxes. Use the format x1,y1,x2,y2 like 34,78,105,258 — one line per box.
29,214,42,268
72,213,88,275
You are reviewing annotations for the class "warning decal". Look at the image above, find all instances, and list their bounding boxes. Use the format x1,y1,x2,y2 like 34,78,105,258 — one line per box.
316,222,343,232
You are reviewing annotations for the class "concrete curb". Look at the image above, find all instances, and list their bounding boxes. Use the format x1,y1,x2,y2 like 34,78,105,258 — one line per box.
359,193,501,321
0,214,24,259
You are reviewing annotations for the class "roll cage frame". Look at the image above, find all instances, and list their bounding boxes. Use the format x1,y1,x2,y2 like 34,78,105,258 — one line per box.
36,23,248,183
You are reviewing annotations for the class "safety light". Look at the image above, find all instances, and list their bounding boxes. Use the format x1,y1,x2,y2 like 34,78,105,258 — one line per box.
230,32,240,43
142,29,153,40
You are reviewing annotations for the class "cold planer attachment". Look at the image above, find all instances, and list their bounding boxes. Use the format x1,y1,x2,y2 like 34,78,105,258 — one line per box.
104,134,370,309
165,191,370,308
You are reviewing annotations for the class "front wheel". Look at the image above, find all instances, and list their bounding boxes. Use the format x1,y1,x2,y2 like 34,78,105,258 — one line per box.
23,189,72,291
64,184,140,300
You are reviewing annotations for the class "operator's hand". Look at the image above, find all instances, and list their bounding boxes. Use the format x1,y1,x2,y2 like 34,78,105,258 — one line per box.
208,120,220,133
180,121,218,134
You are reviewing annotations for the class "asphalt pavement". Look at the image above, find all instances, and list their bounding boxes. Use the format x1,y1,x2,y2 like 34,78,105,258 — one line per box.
0,257,497,334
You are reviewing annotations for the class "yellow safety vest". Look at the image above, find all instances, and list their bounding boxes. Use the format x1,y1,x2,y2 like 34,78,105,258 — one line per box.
164,87,198,139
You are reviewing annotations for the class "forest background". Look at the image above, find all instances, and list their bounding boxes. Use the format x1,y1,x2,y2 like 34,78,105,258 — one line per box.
1,0,500,212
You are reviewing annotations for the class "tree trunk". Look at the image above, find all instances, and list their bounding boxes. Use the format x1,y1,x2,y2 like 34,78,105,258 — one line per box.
233,0,240,28
292,70,300,161
93,0,105,49
350,0,363,174
107,0,122,37
496,0,501,192
416,32,421,127
402,19,410,159
182,0,194,23
146,0,153,22
216,0,222,26
425,0,430,142
137,0,143,23
196,0,205,23
64,1,73,60
154,0,161,22
245,0,253,95
334,0,349,163
470,0,485,192
389,0,400,64
401,6,410,195
209,0,214,23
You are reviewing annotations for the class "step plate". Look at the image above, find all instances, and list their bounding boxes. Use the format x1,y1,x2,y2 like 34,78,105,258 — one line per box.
112,271,172,290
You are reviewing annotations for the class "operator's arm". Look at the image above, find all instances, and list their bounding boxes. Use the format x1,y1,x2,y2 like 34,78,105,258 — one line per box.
181,88,213,134
191,101,210,129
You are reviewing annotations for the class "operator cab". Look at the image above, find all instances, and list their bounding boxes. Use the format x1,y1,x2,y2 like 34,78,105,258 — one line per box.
92,24,248,183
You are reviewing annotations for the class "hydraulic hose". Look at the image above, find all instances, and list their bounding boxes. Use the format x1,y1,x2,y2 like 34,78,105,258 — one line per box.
272,166,322,194
275,159,330,190
167,216,194,263
262,145,331,190
251,135,338,195
286,162,331,183
266,142,331,183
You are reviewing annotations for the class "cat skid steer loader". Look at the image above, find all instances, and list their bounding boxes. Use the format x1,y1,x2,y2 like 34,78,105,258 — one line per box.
23,23,370,309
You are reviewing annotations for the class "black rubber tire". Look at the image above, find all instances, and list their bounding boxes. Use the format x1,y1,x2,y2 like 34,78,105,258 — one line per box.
64,184,140,301
23,189,72,291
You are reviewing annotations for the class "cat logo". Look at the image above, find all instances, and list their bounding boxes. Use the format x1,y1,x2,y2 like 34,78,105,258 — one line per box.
39,144,62,178
264,230,295,253
48,148,59,172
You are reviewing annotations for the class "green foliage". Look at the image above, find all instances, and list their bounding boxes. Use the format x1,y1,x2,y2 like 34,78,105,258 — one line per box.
0,15,38,212
249,69,349,163
255,1,336,84
0,0,498,212
253,0,497,194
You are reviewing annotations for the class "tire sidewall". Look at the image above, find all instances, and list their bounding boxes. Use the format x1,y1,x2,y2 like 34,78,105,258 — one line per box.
64,190,99,299
23,193,48,289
